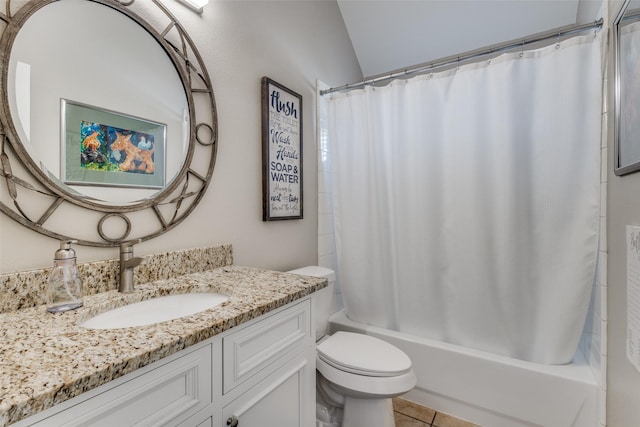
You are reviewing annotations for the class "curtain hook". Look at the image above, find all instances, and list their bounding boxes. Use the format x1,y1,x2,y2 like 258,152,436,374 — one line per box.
520,40,524,58
555,33,561,49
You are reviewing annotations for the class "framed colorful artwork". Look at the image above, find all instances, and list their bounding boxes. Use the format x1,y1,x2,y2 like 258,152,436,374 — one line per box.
61,99,166,188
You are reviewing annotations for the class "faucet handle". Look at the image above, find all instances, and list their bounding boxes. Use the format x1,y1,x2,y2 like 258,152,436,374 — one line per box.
117,239,146,293
120,238,142,253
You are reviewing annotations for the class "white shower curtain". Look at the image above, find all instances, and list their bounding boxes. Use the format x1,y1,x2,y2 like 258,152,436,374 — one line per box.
326,33,603,364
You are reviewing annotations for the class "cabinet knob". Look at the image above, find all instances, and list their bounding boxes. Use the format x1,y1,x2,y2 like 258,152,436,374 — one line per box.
226,416,239,426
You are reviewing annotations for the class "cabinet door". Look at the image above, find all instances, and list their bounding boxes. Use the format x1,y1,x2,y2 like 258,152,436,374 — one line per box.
222,350,315,427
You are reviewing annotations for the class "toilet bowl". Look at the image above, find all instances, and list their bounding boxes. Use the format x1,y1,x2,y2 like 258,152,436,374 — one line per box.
287,267,416,427
316,331,417,427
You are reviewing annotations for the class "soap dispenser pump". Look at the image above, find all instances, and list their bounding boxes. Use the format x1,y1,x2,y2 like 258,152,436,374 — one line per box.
47,240,83,313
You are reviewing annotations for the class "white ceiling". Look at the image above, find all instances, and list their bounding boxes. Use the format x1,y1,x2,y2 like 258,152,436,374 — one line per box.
337,0,603,78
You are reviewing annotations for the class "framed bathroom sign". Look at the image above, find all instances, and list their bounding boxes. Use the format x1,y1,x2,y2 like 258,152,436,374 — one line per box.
261,77,303,220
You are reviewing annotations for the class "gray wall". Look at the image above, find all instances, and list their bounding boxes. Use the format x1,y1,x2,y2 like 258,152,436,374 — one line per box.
0,1,362,274
607,0,640,425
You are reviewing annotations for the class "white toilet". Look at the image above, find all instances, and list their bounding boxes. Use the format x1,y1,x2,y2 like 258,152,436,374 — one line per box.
287,266,417,427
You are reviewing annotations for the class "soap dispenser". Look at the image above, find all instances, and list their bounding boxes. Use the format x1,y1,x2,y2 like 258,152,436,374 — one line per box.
47,240,83,313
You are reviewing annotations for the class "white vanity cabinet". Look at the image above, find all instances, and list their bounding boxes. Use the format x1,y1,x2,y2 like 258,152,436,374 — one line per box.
15,297,315,427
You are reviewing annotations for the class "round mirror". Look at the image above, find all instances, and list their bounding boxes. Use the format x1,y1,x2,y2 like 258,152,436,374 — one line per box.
0,0,217,246
8,0,189,204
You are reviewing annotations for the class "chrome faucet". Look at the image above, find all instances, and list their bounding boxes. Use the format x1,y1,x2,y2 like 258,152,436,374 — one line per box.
118,240,147,293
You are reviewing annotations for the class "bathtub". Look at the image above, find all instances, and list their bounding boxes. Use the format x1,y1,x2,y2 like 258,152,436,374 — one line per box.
329,310,598,427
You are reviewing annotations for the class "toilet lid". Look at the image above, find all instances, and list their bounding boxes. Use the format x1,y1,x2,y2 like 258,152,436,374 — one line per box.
317,331,412,377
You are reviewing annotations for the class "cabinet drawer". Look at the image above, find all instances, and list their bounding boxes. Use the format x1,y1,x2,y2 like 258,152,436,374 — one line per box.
223,299,311,394
30,344,212,427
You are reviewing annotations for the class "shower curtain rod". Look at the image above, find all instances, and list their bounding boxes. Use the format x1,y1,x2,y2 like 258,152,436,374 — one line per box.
321,18,603,96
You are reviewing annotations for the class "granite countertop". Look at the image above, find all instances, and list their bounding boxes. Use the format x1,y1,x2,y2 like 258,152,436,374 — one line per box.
0,265,327,427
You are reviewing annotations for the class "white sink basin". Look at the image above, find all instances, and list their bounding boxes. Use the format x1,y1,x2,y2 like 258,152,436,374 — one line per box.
80,293,229,329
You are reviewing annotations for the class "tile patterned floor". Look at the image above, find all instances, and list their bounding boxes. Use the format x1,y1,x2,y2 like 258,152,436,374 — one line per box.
393,398,482,427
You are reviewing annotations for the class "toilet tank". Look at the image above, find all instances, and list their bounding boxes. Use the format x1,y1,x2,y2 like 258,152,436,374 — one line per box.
287,266,335,340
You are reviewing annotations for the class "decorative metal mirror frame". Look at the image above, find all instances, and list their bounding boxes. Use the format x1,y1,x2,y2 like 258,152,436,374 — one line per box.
0,0,217,246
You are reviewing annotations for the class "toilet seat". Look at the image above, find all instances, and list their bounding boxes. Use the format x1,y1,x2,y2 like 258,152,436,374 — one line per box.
316,357,417,399
317,331,413,377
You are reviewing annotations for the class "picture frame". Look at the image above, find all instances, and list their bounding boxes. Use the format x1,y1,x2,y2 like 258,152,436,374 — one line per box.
261,77,303,220
61,99,166,188
614,1,640,175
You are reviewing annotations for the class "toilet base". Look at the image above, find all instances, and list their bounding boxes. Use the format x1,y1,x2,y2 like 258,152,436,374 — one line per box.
342,396,395,427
